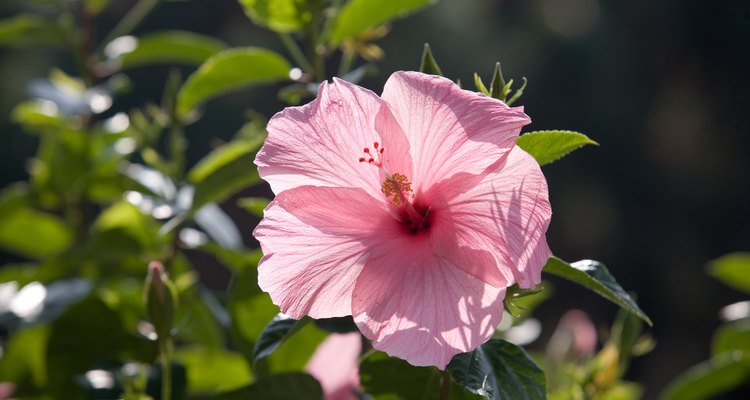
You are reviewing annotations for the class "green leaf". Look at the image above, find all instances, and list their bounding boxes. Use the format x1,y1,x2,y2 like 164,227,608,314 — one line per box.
659,351,750,400
227,263,278,361
0,14,69,48
330,0,435,45
448,339,546,400
108,31,227,69
188,136,266,210
262,322,327,374
543,257,653,326
708,252,750,294
237,197,270,217
0,185,73,259
253,314,309,364
516,130,598,166
175,346,251,395
419,43,443,76
238,0,311,33
176,48,291,117
0,325,50,389
360,351,480,400
214,373,322,400
712,321,750,356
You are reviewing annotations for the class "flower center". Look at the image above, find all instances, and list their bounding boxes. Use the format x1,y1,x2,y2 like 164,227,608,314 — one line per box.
358,142,430,233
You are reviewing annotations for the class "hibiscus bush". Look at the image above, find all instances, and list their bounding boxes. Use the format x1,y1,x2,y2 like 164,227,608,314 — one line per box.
0,0,710,399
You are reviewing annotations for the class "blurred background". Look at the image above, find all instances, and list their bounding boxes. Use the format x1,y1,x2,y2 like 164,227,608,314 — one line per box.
1,0,748,397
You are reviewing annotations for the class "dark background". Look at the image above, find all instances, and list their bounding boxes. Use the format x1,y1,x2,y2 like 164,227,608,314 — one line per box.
1,0,749,397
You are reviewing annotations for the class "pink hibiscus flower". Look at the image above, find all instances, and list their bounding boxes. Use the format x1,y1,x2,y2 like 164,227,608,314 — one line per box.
306,332,362,400
254,71,552,368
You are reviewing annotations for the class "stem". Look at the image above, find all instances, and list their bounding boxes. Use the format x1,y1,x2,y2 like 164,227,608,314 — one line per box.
305,10,325,82
279,33,314,74
440,369,452,400
100,0,161,50
160,338,173,400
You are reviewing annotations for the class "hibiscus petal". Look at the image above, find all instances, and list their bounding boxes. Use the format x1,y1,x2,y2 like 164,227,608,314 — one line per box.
256,78,412,199
306,332,362,400
352,237,505,369
381,71,530,193
254,185,399,318
429,146,552,289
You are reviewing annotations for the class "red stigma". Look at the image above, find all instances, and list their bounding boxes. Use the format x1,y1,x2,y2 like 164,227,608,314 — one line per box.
357,141,386,167
359,157,366,162
373,142,379,149
363,147,370,153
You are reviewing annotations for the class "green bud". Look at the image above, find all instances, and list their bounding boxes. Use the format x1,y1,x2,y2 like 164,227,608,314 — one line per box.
145,261,178,343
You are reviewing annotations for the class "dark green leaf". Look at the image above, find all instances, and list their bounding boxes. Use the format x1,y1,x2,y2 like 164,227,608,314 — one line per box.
237,197,270,217
238,0,311,33
108,31,227,69
448,339,546,400
712,321,750,356
610,306,644,373
708,252,750,294
419,43,443,76
330,0,435,45
516,130,598,166
175,346,251,395
177,48,291,117
543,257,653,326
146,363,188,400
227,264,278,360
659,351,750,400
253,314,308,364
360,351,480,400
0,14,69,48
214,373,322,400
314,316,359,333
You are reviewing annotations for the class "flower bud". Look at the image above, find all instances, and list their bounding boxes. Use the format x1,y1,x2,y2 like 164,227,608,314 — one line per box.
144,261,177,342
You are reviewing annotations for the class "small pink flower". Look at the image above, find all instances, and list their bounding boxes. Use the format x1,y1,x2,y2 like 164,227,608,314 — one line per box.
254,71,552,368
306,332,362,400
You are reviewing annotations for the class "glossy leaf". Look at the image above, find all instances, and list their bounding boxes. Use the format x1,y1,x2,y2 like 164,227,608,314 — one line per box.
543,257,653,326
108,31,227,69
360,351,480,400
659,351,750,400
238,0,311,33
253,313,308,364
419,43,443,76
0,14,69,48
516,130,597,166
194,203,243,250
330,0,435,45
708,252,750,294
175,346,251,395
448,339,546,400
0,279,91,331
214,373,322,400
188,136,266,210
176,48,291,117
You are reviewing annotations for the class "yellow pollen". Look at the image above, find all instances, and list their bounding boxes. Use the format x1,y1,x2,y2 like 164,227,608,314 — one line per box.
381,173,412,205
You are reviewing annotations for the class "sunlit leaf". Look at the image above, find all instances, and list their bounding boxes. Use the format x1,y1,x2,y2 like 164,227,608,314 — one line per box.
188,135,266,210
0,325,50,389
0,14,69,48
516,130,598,166
175,346,252,395
214,373,322,400
238,0,311,33
708,252,750,294
659,351,750,400
330,0,435,45
543,257,653,326
176,48,291,117
107,31,227,69
228,265,278,360
448,339,546,400
712,321,750,356
0,185,73,259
